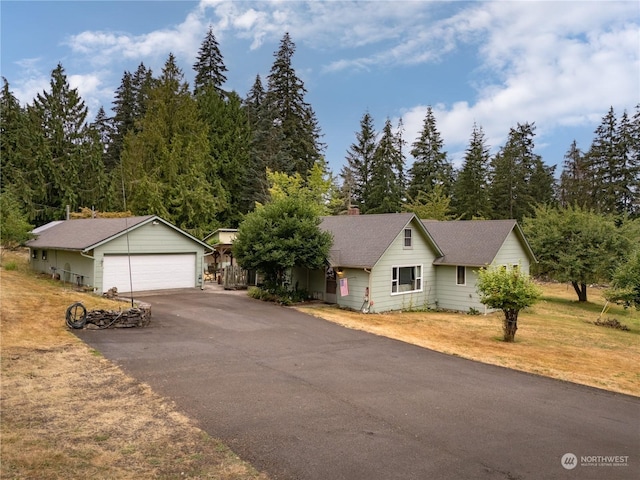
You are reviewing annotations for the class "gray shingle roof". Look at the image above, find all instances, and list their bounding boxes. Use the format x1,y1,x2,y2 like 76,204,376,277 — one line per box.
320,213,441,268
26,216,154,251
422,219,533,266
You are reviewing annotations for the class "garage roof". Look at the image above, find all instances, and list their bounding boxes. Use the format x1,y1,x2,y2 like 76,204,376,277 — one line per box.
26,216,212,252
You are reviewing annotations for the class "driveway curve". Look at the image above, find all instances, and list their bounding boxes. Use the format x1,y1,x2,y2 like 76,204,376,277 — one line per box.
76,290,638,480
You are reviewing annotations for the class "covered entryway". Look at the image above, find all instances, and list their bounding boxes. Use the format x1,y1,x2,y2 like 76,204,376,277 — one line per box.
103,254,196,292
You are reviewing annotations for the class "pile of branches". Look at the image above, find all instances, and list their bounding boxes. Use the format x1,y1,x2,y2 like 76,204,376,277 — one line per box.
66,302,151,329
593,317,630,331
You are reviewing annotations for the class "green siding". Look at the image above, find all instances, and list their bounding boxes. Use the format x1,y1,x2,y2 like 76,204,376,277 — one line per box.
29,249,94,288
434,230,531,312
336,269,370,311
368,218,437,313
93,222,205,294
434,266,487,312
493,232,531,273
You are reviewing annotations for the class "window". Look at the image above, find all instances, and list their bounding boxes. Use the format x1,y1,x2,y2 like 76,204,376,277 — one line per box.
456,266,466,285
403,228,412,248
31,250,38,259
42,250,47,260
392,265,422,294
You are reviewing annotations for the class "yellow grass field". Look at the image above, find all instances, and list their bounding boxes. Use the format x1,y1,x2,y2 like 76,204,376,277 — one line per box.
1,250,268,480
298,283,640,396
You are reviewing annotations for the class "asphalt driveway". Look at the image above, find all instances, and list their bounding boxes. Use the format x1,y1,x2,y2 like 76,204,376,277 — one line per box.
76,290,639,480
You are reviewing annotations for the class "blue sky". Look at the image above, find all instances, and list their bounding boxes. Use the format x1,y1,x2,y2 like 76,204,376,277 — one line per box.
2,0,639,177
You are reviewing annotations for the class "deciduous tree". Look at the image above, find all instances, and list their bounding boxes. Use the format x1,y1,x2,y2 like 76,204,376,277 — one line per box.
233,195,332,288
605,249,640,310
476,266,541,342
523,205,628,302
0,189,33,249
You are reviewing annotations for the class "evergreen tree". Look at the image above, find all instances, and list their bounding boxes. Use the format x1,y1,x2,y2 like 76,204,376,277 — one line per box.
193,26,228,98
131,63,154,121
559,140,590,208
489,122,545,221
244,74,270,205
197,89,251,227
263,32,324,177
452,123,491,219
407,106,453,200
585,107,623,215
28,63,107,222
108,70,136,172
341,111,377,211
616,108,640,216
529,157,557,207
120,54,225,237
0,78,41,220
368,118,404,213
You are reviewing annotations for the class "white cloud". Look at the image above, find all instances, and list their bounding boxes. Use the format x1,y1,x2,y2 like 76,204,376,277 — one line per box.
397,1,640,165
8,58,49,106
65,10,206,68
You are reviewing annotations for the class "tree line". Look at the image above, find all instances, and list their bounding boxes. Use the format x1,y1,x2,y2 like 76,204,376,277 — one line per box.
1,29,639,239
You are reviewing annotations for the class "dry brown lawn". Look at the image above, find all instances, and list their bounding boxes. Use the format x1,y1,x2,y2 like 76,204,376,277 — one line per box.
1,250,268,480
298,282,640,397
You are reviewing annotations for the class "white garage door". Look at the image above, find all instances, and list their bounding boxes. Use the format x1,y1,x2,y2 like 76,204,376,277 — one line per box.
103,254,196,292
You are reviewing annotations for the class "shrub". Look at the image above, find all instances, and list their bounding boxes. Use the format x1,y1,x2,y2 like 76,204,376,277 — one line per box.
2,261,17,271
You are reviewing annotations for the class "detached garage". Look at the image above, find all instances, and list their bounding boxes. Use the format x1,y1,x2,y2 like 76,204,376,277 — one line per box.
27,215,212,294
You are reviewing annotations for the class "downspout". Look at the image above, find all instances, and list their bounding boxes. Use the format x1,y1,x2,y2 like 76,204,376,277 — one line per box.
80,250,95,292
363,268,372,313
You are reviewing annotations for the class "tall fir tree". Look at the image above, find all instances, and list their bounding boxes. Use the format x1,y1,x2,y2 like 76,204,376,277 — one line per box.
529,157,557,207
107,70,136,173
131,63,154,121
615,108,640,216
197,89,251,227
28,63,107,222
582,106,640,217
630,104,640,217
489,122,545,221
193,26,228,98
559,140,590,208
452,123,491,219
407,106,453,200
120,54,225,237
263,32,324,177
367,118,404,214
341,111,377,211
585,106,627,215
244,74,271,205
0,78,44,221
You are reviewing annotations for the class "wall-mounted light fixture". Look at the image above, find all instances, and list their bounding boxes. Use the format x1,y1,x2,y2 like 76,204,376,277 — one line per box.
336,268,344,277
152,220,159,225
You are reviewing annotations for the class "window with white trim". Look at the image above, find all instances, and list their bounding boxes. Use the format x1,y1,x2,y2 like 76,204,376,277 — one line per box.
403,228,412,248
392,265,422,294
456,266,466,285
